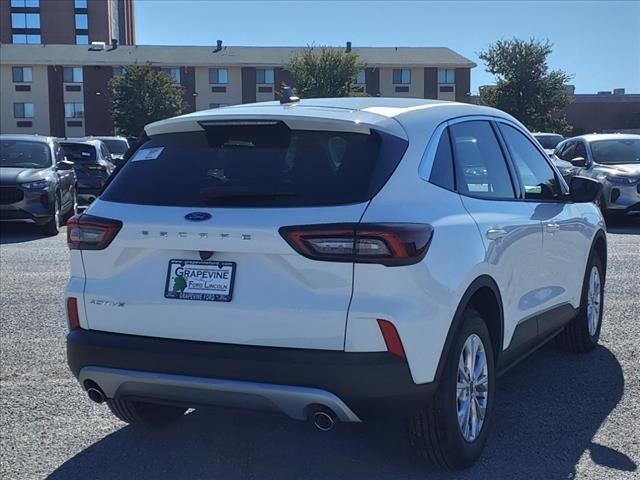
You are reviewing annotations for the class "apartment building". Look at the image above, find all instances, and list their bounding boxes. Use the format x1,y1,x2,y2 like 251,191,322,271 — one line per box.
0,0,135,46
0,1,476,136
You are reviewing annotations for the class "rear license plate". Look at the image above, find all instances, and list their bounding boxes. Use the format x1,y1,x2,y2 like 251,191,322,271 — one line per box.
165,259,236,302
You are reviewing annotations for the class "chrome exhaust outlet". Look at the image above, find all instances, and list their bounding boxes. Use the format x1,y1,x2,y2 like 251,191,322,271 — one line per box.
310,405,337,431
85,381,106,404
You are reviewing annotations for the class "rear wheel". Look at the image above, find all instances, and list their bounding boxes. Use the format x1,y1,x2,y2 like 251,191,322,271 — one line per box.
557,253,604,353
409,309,495,470
106,398,187,427
41,195,61,236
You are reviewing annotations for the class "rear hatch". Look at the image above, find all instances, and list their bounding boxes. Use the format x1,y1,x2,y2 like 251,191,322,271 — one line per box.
77,118,407,350
60,142,109,187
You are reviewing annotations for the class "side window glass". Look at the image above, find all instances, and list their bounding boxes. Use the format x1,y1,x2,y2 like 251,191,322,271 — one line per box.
499,124,562,201
574,142,587,160
429,127,454,191
449,121,515,199
560,142,575,161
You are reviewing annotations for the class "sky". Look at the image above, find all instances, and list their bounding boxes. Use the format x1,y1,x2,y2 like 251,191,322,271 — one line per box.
134,0,640,94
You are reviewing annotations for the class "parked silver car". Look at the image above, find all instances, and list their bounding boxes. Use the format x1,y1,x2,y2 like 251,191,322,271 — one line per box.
532,132,564,157
555,134,640,217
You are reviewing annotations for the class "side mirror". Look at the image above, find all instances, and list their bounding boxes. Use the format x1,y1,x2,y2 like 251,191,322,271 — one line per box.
56,160,74,170
570,157,587,167
569,176,602,203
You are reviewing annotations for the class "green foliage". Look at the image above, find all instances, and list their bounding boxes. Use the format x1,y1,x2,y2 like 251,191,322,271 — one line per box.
287,47,365,98
109,66,187,137
478,38,573,135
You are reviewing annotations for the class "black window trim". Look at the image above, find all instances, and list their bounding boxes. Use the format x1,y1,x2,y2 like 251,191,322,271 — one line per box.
419,114,570,203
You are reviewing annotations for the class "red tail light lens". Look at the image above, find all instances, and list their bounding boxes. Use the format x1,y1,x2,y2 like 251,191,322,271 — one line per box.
67,214,122,250
66,297,80,330
279,223,433,266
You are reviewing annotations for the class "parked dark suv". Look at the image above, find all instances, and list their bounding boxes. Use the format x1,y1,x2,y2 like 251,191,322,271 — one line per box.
59,139,116,206
0,135,77,235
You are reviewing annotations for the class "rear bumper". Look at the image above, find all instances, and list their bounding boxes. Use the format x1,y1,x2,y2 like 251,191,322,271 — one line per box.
67,329,436,420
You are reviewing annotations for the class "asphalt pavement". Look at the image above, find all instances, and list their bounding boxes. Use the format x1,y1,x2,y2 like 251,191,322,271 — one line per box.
1,217,638,479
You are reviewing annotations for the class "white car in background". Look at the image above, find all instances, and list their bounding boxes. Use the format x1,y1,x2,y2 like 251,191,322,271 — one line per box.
65,97,606,469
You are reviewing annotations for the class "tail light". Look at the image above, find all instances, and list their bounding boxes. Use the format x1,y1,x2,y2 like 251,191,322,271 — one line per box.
279,223,433,266
66,297,80,330
67,214,122,250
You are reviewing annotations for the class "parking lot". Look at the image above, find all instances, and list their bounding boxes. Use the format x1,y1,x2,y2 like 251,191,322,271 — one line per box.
0,218,638,480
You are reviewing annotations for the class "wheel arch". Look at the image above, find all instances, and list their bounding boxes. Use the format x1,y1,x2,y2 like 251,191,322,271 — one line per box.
591,229,607,279
433,275,504,385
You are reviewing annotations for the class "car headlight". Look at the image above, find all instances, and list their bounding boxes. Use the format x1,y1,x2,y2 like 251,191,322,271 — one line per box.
21,179,50,190
604,175,638,185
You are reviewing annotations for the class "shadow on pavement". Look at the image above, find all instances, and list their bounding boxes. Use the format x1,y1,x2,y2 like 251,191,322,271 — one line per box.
606,216,640,235
48,344,633,480
0,223,50,244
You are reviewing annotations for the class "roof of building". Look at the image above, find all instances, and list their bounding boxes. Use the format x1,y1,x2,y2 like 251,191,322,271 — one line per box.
0,44,476,68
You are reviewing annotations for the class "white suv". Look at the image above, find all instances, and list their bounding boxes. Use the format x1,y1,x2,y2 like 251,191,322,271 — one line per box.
65,98,606,469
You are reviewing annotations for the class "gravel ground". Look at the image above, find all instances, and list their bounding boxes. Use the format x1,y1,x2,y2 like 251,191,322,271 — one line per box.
1,218,638,480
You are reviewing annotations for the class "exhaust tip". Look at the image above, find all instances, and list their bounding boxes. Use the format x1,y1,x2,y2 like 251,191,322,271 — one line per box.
309,405,337,431
86,385,105,404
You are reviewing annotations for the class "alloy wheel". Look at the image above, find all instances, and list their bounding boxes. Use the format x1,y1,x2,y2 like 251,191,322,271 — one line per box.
586,266,602,336
456,333,489,442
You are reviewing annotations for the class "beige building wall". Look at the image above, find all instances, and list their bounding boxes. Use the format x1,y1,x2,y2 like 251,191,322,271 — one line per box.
379,67,425,98
0,65,50,135
63,70,86,138
194,66,243,110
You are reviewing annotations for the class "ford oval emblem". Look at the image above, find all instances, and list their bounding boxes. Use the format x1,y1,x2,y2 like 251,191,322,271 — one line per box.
185,212,212,222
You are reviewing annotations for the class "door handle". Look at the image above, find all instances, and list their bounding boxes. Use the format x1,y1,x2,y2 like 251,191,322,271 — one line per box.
486,228,507,240
545,222,561,233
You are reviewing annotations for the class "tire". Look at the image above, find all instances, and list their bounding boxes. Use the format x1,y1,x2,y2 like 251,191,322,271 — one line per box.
106,397,187,427
557,253,604,353
41,195,61,236
409,309,495,470
63,187,78,224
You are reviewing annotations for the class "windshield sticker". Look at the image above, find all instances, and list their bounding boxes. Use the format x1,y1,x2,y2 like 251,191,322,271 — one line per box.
131,147,164,162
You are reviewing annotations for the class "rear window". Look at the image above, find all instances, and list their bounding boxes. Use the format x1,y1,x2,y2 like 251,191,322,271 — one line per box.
61,143,97,162
101,122,407,207
534,134,563,150
100,138,129,155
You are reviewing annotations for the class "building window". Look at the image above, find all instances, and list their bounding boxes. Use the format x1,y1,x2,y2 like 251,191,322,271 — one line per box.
64,103,85,119
11,0,40,7
209,68,228,84
355,70,366,85
161,68,181,83
11,13,40,29
12,66,33,82
75,35,89,44
12,34,40,44
63,67,83,83
209,103,229,109
14,102,34,118
74,0,87,7
74,13,88,29
256,69,274,85
392,69,411,85
438,69,455,84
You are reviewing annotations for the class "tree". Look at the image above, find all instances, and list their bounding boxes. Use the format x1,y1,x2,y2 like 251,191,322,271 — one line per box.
478,38,573,134
286,47,364,98
109,66,187,137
